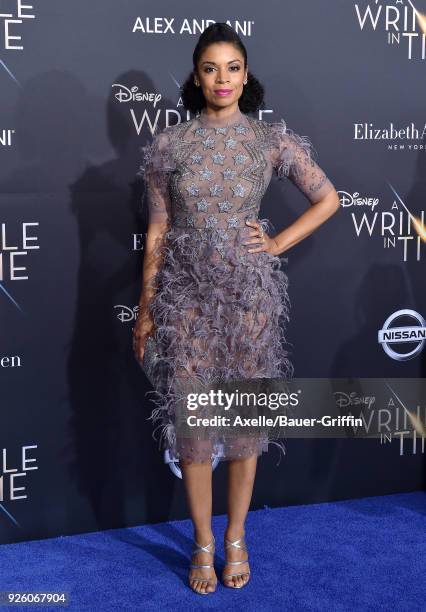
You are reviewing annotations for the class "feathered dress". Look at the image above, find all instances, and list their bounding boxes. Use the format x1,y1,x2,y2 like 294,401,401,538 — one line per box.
137,105,334,464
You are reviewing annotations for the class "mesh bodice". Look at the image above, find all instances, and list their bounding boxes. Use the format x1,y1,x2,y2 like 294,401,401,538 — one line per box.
138,107,334,232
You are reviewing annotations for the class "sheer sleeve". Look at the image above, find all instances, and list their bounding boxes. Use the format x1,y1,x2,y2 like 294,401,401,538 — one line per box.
137,128,176,225
269,119,335,204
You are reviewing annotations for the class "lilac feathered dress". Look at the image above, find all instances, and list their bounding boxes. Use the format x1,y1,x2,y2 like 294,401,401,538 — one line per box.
137,106,334,464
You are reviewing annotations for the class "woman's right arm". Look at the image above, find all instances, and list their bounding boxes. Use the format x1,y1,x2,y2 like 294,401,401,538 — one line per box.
133,221,168,360
133,130,173,362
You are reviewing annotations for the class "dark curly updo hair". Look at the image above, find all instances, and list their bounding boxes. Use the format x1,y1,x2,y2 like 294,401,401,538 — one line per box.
181,22,265,115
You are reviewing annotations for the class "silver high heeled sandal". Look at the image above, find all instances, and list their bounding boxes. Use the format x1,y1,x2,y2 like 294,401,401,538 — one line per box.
188,536,217,595
222,535,251,588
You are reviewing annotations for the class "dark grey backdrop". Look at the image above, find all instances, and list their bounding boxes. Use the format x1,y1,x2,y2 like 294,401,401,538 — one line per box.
0,1,424,544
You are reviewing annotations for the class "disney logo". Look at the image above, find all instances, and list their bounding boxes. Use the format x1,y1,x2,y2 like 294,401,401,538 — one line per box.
112,84,162,106
334,392,376,409
114,304,139,322
338,191,379,212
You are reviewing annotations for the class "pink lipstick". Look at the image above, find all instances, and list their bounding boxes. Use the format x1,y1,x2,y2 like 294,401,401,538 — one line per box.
214,89,232,96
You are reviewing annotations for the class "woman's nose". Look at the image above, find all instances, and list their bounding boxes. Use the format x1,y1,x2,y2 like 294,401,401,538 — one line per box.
216,73,229,84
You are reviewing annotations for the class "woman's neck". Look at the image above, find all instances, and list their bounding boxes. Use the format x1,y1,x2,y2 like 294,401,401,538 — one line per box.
198,105,244,128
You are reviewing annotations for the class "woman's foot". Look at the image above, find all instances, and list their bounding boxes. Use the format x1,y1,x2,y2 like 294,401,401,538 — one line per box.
222,528,250,588
188,532,218,595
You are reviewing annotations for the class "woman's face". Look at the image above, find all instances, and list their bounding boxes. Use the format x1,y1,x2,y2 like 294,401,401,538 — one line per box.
195,42,247,110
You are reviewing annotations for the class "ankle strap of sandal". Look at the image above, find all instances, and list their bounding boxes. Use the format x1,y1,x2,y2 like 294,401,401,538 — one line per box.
225,536,247,551
192,537,215,557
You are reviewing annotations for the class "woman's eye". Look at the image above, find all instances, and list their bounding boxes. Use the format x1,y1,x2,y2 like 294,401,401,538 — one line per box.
204,65,241,73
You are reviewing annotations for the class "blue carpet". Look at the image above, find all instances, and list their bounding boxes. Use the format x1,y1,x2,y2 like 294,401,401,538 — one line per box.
0,492,425,611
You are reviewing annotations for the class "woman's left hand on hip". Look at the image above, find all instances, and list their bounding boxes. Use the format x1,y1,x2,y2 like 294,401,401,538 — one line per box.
243,220,280,256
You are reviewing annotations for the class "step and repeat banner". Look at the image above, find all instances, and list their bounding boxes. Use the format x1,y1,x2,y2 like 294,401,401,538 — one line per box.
1,2,425,544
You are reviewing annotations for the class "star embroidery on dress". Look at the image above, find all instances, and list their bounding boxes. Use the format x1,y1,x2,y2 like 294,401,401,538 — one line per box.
202,136,216,149
212,151,226,165
222,167,237,180
231,183,246,197
224,136,237,149
186,183,200,196
209,184,224,197
205,215,218,228
217,199,233,212
214,126,228,135
234,123,250,135
217,228,229,240
194,126,208,136
199,166,214,181
233,153,249,165
227,216,239,228
196,198,210,212
190,151,203,164
186,214,196,227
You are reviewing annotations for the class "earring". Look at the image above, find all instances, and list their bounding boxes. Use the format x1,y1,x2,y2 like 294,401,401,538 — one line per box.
243,80,247,85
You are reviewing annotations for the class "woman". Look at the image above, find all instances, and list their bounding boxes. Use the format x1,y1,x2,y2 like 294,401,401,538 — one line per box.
133,23,340,595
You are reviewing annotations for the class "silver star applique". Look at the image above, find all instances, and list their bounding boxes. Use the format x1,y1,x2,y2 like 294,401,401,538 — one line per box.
217,199,233,212
186,214,196,227
217,228,229,240
205,215,218,228
194,126,208,136
233,153,249,165
190,151,203,164
227,216,239,228
202,136,216,149
222,167,237,180
199,166,214,181
212,151,226,165
224,137,237,149
214,126,228,135
231,183,246,197
196,198,210,212
186,183,200,196
234,123,250,135
209,184,224,197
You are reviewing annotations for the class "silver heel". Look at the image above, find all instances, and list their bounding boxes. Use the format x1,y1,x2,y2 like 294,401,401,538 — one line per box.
188,536,217,595
222,535,250,588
